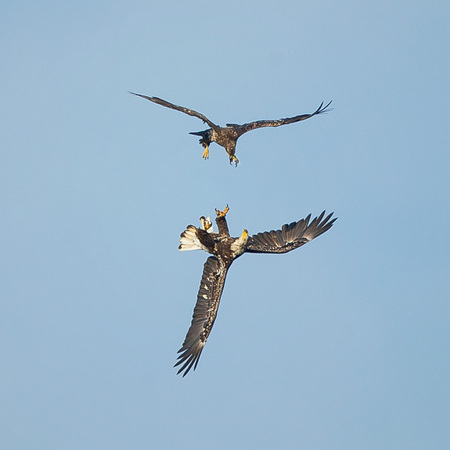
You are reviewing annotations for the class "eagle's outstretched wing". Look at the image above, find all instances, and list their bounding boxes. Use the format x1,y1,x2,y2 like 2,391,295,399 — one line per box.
175,256,229,377
129,92,219,130
246,211,336,254
228,101,332,137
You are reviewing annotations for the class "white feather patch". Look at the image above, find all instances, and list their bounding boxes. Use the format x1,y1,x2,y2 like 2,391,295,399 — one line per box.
179,226,204,251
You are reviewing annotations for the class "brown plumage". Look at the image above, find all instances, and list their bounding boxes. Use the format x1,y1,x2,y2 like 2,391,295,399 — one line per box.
175,206,336,376
129,92,332,166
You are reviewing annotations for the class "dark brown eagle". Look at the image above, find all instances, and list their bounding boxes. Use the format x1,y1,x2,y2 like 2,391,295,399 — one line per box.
129,92,332,166
175,206,336,376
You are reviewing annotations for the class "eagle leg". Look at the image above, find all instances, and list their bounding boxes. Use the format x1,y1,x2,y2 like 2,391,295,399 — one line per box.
202,144,210,160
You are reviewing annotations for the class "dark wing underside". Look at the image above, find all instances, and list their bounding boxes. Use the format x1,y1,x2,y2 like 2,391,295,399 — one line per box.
129,92,218,130
246,211,336,254
175,256,228,377
227,101,332,137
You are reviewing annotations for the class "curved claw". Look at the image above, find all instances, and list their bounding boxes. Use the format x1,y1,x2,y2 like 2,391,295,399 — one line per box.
215,204,229,217
202,145,210,160
229,155,239,167
199,216,212,231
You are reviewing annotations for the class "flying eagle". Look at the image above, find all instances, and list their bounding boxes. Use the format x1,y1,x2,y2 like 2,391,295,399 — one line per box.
175,206,336,376
129,92,332,166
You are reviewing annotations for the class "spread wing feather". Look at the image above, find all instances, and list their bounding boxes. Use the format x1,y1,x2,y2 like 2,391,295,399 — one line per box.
246,211,336,254
129,92,218,130
174,256,228,377
228,101,332,137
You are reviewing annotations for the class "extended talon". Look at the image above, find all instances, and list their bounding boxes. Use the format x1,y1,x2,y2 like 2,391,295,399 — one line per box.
230,155,239,166
199,216,212,231
202,145,210,160
215,204,229,217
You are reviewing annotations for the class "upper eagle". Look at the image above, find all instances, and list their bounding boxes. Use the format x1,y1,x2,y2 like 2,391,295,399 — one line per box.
129,92,332,166
175,206,336,376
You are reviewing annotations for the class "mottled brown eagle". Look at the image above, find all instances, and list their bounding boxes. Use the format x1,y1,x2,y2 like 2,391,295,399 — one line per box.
129,92,332,166
175,206,336,376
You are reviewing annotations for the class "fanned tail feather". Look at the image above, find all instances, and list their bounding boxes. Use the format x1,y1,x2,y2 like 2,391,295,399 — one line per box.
179,226,204,251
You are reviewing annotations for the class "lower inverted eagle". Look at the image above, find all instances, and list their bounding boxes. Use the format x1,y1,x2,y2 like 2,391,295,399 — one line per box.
175,206,336,376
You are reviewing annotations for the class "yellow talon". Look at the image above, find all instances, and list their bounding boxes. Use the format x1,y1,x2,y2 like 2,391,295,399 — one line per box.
215,204,229,217
202,145,210,160
230,155,239,166
199,216,212,231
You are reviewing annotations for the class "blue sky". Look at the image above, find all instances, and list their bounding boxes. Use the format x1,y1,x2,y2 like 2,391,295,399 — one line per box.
1,1,449,448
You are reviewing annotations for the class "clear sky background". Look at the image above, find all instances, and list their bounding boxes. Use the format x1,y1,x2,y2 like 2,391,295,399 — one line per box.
1,1,449,449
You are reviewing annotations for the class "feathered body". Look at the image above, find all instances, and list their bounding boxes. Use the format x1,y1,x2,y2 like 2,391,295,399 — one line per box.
175,207,336,376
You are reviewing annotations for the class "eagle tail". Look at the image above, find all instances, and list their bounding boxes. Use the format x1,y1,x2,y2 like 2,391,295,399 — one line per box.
179,226,204,251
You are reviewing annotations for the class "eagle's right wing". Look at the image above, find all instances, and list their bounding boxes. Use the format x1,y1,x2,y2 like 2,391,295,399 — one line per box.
246,211,336,254
174,256,228,377
129,92,219,130
229,101,332,137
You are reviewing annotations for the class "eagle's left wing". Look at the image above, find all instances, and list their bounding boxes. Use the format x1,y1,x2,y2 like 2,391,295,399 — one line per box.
245,211,336,254
129,92,219,130
174,256,229,377
228,101,332,137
